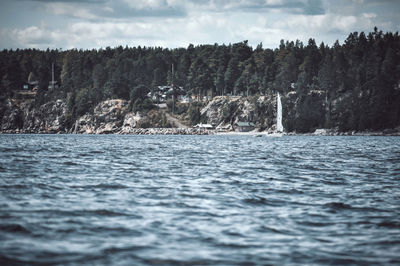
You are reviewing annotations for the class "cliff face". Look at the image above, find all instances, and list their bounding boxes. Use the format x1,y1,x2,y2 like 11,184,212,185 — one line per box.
0,94,297,133
0,98,146,134
200,95,278,131
74,99,130,134
0,99,67,133
73,99,166,134
2,93,398,134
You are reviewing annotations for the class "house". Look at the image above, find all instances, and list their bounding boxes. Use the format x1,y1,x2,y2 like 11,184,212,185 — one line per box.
178,95,190,103
147,90,167,103
22,81,39,90
234,121,255,132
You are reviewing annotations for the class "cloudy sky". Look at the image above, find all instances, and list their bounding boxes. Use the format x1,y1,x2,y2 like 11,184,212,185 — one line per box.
0,0,399,50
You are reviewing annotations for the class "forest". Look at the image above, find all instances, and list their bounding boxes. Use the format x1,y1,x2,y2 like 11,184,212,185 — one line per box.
1,27,399,132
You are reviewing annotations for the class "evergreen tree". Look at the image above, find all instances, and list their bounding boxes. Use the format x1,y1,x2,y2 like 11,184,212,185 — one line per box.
1,29,399,132
224,57,240,95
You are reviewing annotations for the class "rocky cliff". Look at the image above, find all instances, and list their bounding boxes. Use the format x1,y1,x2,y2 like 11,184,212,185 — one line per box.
73,99,130,134
1,94,399,135
0,98,67,133
200,95,278,131
72,100,173,134
0,94,325,134
0,98,174,134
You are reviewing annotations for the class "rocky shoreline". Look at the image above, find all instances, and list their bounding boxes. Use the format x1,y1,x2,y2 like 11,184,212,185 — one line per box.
1,98,400,136
0,126,215,135
116,128,214,135
2,128,400,136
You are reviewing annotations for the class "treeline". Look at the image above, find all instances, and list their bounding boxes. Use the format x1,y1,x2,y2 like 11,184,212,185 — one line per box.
0,27,399,132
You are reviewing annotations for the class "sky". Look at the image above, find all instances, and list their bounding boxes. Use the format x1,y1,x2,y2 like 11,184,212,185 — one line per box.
0,0,399,50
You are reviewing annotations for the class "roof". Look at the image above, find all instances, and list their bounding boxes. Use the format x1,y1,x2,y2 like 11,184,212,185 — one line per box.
235,122,255,127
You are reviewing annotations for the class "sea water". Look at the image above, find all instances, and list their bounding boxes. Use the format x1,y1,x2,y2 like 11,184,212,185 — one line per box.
0,134,399,265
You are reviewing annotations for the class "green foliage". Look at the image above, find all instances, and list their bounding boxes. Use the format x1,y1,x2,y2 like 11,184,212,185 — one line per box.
0,75,12,98
75,87,91,117
130,85,148,102
1,28,400,132
175,102,189,115
166,98,174,110
136,119,151,129
166,99,188,115
188,58,214,98
215,66,225,95
224,57,240,95
130,85,152,113
132,98,153,113
188,102,202,125
137,110,172,128
294,93,325,132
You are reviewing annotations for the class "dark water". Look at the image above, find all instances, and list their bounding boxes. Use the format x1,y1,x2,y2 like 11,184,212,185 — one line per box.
0,135,399,265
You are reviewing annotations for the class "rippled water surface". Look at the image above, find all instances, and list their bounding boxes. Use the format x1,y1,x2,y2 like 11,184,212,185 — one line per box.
0,134,399,265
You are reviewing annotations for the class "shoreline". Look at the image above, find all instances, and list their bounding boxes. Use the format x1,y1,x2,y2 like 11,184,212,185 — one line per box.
1,128,400,136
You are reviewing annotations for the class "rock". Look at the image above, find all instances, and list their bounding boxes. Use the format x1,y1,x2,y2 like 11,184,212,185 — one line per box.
74,114,95,134
95,122,121,134
74,99,129,134
313,128,340,136
199,95,276,131
93,99,128,121
119,112,143,134
314,128,328,135
0,98,67,133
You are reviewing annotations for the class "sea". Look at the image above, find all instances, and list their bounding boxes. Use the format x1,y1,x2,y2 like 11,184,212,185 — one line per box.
0,134,399,265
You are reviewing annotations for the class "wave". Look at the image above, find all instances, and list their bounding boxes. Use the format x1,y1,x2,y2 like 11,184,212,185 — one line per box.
89,209,126,216
243,196,287,207
63,161,78,166
323,202,353,210
0,224,31,234
377,221,400,229
71,183,129,189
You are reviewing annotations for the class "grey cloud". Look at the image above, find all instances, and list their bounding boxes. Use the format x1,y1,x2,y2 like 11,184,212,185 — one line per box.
99,4,186,19
62,0,186,19
3,0,399,50
26,37,53,45
326,0,400,15
302,0,325,15
18,0,106,3
16,0,326,19
324,0,400,31
188,0,325,15
14,0,186,18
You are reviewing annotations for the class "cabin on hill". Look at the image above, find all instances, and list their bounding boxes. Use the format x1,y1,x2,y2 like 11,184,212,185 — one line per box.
234,121,255,132
22,80,39,91
16,80,38,99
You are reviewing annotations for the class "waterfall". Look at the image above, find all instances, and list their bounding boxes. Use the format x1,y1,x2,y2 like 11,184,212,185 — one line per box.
277,92,283,132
